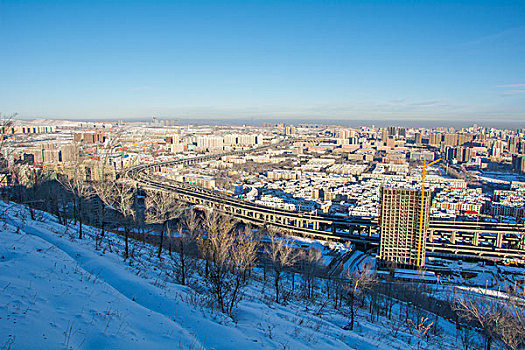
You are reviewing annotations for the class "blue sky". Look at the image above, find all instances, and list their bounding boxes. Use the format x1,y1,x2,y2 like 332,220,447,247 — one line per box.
1,0,524,123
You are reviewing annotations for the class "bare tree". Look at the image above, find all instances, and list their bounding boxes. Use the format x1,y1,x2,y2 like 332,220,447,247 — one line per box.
145,189,181,259
343,263,376,331
265,228,299,304
199,210,235,312
87,132,123,249
198,210,258,316
92,179,114,249
299,247,322,301
95,127,123,181
171,208,200,285
16,165,47,220
458,325,475,350
228,225,259,315
407,316,434,350
454,289,525,350
0,114,16,192
94,180,136,259
57,151,94,239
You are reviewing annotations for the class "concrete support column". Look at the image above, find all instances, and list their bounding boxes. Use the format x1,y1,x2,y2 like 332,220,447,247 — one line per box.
450,231,457,244
496,232,503,248
428,229,434,241
472,232,479,246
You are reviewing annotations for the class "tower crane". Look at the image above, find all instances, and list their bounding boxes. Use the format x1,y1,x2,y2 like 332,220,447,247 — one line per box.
416,158,442,267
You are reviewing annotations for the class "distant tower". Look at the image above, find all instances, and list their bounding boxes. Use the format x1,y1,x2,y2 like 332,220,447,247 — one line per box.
415,132,422,145
381,130,389,143
284,125,296,136
378,187,431,269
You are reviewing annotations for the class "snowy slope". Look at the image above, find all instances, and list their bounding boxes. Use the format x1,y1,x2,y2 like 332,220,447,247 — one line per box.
0,207,201,349
1,201,463,349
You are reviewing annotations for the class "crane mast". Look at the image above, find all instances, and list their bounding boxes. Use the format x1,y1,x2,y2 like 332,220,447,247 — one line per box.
416,158,442,267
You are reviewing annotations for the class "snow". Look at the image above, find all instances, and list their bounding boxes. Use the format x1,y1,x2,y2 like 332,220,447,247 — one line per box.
0,208,200,349
0,201,471,349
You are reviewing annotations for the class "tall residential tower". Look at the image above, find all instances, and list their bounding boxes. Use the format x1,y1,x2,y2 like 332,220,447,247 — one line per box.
379,187,431,269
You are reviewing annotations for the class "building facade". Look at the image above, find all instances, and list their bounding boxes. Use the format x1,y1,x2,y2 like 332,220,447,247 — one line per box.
379,187,431,269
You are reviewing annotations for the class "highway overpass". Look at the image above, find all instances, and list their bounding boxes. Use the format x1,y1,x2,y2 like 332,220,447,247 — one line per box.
125,142,525,264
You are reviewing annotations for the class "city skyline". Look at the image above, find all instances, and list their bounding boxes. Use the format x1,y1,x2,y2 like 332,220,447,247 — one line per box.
1,0,524,122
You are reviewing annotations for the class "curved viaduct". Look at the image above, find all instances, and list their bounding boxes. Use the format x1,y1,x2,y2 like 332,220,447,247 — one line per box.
125,142,525,263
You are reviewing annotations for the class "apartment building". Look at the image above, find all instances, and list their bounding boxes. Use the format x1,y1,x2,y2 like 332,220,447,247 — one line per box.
378,187,431,269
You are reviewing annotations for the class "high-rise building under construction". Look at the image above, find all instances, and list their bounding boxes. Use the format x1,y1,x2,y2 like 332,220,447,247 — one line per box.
378,187,431,269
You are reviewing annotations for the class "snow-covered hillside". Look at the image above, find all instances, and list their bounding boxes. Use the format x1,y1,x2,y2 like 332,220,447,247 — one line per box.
1,201,465,349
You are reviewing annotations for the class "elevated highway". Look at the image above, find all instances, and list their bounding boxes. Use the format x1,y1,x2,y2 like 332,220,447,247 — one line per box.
125,142,525,264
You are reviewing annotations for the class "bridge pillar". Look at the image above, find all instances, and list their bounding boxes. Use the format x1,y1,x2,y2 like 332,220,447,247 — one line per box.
428,229,434,241
472,232,479,246
450,231,457,244
496,232,503,248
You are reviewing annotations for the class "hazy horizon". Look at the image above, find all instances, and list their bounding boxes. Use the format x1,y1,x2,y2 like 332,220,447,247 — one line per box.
16,115,525,130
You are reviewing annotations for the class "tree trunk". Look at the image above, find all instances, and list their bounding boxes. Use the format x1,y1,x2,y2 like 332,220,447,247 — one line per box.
73,197,78,225
274,270,280,303
179,239,186,286
349,293,355,330
124,227,129,260
77,197,83,239
98,221,105,250
99,205,106,249
484,336,492,350
158,221,165,259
